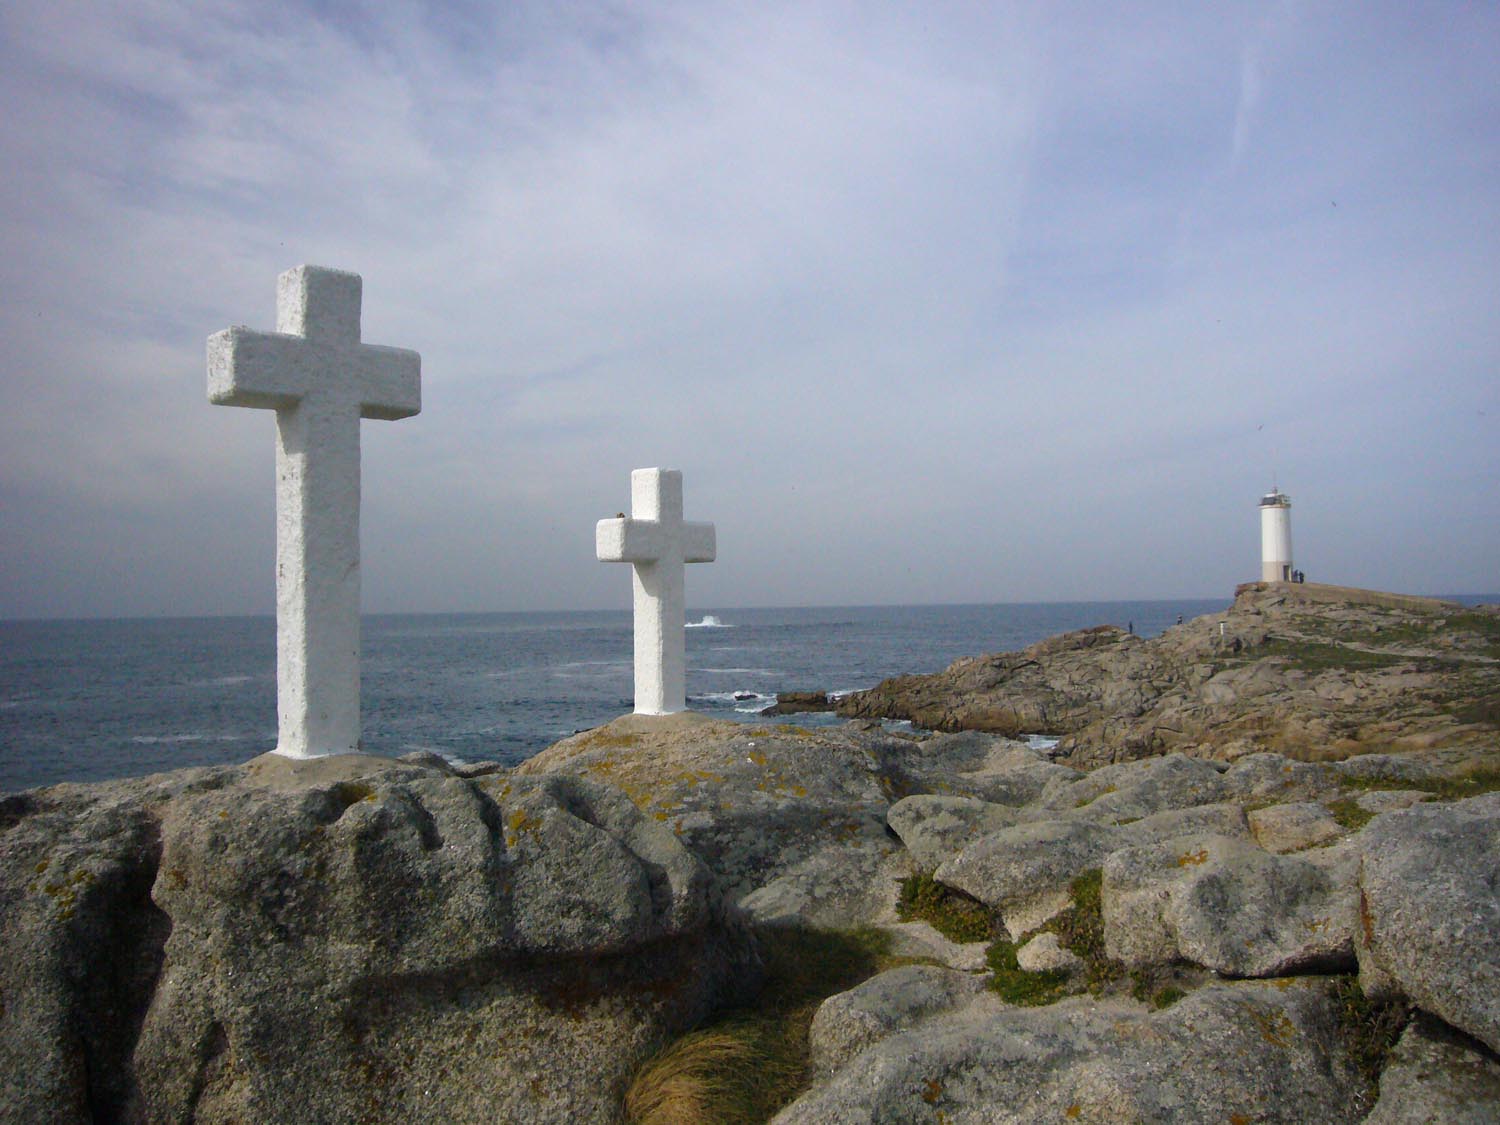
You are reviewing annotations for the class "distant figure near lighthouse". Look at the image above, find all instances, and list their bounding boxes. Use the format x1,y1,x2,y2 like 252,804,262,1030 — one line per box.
1259,488,1294,583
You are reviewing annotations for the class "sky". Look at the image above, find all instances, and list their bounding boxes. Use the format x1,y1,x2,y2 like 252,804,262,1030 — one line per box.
1,0,1496,618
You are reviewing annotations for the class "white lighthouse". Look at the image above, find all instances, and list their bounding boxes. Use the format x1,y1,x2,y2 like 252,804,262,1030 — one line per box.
1259,488,1294,582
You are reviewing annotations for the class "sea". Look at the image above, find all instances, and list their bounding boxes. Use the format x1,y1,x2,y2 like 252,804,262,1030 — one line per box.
0,597,1288,793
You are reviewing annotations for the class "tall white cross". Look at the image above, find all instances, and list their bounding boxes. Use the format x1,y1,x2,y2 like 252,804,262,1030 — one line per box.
597,468,716,715
208,266,420,758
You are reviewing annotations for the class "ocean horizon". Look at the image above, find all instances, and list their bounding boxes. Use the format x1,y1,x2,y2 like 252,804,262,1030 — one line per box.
5,594,1495,794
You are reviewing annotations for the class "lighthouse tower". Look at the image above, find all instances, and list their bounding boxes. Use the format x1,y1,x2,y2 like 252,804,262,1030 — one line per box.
1259,488,1294,582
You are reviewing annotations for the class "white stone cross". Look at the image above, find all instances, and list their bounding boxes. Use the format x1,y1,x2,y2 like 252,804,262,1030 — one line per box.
596,468,716,715
208,265,420,758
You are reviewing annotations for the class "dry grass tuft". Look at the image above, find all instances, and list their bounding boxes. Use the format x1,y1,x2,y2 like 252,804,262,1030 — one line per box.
622,1029,761,1125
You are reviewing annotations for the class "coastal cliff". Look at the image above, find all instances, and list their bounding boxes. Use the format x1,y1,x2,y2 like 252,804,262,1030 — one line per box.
2,586,1497,1122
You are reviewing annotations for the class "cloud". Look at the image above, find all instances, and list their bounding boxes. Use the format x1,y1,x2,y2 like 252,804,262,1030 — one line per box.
0,1,1497,617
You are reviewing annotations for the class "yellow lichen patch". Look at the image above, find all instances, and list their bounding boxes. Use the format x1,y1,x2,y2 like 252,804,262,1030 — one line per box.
653,812,670,821
1066,1106,1083,1119
504,808,544,849
921,1077,943,1105
33,859,49,875
1177,848,1210,867
579,731,640,751
1248,1007,1297,1048
747,750,768,767
1305,917,1330,934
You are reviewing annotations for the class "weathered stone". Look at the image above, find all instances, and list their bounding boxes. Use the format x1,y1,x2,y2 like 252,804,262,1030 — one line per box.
1,754,756,1124
1356,793,1500,1054
519,714,900,907
886,794,1020,871
880,921,989,972
737,826,907,929
1015,931,1081,973
1039,752,1231,820
776,981,1365,1124
936,819,1116,939
806,964,990,1075
1103,833,1357,977
1364,1015,1500,1125
1354,789,1431,814
1249,801,1346,853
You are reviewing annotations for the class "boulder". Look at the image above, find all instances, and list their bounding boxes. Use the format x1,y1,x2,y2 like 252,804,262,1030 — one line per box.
806,964,990,1075
1364,1015,1500,1125
886,794,1020,871
1015,932,1081,974
1035,752,1230,820
0,754,756,1124
776,981,1365,1124
517,714,905,908
1248,801,1345,853
1103,833,1357,977
936,819,1116,939
736,821,908,930
1356,793,1500,1054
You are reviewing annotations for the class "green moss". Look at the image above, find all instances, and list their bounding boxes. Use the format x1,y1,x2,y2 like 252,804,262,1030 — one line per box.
1254,640,1407,673
981,869,1124,1006
1332,976,1411,1096
895,874,994,944
985,939,1070,1006
1045,869,1123,993
1339,765,1500,802
1327,797,1375,831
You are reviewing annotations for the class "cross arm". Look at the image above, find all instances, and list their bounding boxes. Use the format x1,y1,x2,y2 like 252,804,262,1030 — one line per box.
683,522,716,563
597,518,664,563
356,344,421,420
207,327,312,410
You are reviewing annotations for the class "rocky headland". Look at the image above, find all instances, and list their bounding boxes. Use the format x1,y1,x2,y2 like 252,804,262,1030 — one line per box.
2,584,1498,1122
836,581,1500,768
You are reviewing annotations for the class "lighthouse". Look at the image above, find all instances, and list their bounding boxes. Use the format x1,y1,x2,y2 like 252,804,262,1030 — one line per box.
1259,488,1294,582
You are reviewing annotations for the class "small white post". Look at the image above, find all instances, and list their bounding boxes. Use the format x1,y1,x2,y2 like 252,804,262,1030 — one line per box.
208,266,420,758
596,469,716,715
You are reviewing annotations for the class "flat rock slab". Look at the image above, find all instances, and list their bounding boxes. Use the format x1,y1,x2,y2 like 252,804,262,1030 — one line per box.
1103,832,1357,977
1249,801,1346,853
886,794,1020,871
1357,793,1500,1054
776,980,1365,1124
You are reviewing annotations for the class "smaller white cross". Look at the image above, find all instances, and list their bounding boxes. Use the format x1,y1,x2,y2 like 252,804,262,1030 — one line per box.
597,468,716,715
208,266,420,758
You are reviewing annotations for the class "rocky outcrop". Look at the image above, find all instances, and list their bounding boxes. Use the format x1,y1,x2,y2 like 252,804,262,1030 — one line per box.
836,583,1500,767
516,713,918,928
1355,791,1500,1054
777,982,1366,1124
0,753,755,1123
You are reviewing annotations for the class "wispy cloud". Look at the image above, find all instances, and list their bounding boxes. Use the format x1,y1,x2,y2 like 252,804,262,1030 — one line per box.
1,1,1496,617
